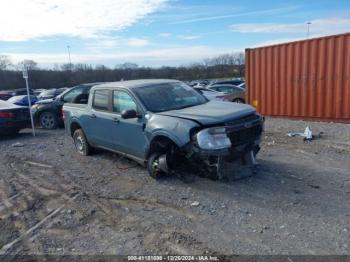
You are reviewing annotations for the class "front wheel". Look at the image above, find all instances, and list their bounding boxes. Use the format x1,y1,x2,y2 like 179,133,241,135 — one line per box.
73,129,91,156
147,153,165,179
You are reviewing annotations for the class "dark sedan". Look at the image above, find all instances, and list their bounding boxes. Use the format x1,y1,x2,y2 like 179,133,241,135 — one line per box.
32,83,102,129
37,88,68,100
0,100,31,135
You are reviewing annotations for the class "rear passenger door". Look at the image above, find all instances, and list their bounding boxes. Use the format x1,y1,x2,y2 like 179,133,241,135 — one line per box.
111,90,147,158
83,89,115,149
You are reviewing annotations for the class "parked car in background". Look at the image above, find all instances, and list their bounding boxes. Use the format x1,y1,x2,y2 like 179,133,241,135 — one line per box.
189,80,211,88
37,88,68,100
194,87,226,101
63,79,263,179
32,83,101,129
0,100,31,135
33,89,46,96
0,91,14,101
0,88,34,101
208,79,245,88
208,84,246,103
7,95,38,107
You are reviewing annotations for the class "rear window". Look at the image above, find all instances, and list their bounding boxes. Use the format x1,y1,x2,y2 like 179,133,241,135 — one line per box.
93,90,109,111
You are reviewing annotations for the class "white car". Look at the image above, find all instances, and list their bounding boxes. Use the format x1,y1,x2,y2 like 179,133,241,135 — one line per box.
194,88,226,101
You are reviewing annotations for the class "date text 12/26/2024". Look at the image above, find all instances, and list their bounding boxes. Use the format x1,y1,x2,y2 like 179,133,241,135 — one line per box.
128,255,219,261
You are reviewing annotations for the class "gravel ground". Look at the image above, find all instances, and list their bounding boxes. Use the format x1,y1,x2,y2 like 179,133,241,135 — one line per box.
0,117,349,255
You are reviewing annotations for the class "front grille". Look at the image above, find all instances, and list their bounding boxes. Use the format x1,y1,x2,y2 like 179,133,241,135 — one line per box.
227,125,262,146
226,122,263,146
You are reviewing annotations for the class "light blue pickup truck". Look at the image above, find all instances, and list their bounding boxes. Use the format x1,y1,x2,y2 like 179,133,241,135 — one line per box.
63,79,264,179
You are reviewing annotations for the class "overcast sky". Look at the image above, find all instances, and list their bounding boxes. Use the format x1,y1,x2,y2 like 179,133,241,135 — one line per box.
1,0,349,68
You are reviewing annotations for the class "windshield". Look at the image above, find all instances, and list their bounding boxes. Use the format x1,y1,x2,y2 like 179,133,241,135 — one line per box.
133,82,207,112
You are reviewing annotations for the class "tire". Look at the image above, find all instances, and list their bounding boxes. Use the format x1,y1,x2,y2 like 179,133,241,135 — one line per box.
233,98,245,104
147,153,164,179
73,129,91,156
39,111,57,129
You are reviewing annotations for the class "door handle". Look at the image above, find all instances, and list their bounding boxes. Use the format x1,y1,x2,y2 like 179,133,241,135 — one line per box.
90,113,96,118
113,118,120,123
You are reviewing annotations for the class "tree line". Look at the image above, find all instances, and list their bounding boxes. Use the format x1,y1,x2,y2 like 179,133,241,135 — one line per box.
0,53,245,91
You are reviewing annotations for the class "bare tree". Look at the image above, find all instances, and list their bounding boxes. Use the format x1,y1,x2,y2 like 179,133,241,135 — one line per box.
0,55,12,70
23,59,38,70
115,62,139,69
0,53,246,91
60,63,72,71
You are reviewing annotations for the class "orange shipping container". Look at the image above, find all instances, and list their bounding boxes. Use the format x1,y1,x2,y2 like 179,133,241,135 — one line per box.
246,32,350,122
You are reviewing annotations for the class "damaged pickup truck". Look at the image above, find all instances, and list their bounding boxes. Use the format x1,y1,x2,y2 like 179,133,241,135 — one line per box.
63,79,264,179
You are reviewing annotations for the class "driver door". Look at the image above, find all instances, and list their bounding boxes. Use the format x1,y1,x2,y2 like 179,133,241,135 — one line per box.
111,90,147,158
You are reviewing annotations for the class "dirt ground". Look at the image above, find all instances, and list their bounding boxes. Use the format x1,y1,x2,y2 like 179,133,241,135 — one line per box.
0,117,349,256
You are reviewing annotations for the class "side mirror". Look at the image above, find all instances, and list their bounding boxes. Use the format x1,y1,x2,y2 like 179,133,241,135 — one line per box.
121,109,137,119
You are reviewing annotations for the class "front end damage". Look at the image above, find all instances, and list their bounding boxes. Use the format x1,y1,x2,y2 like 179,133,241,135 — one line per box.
187,113,264,180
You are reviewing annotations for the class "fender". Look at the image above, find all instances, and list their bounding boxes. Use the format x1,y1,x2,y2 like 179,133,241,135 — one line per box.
68,117,83,136
149,129,187,147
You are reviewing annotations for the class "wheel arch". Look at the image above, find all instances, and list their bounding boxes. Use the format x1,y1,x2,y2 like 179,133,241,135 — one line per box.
69,119,83,137
146,134,181,158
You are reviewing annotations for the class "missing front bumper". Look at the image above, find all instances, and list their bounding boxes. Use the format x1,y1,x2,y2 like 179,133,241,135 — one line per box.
186,143,260,180
216,150,257,180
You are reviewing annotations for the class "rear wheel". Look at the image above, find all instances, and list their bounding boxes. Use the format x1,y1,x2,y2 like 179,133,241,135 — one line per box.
39,111,57,129
73,129,91,156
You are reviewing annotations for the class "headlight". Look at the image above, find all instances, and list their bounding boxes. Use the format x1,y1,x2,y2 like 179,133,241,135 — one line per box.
196,127,231,150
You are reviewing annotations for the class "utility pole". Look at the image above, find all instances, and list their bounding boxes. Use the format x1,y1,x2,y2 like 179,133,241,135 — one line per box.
307,22,311,39
22,65,35,137
67,45,72,70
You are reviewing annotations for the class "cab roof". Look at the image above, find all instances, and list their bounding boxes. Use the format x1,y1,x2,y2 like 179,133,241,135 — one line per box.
92,79,181,90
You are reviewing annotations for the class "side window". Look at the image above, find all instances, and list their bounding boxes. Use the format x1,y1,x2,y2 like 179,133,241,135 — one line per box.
93,90,109,111
62,87,84,103
113,91,137,113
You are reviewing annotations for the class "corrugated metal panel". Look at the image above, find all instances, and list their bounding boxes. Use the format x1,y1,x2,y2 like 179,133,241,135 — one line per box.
246,32,350,122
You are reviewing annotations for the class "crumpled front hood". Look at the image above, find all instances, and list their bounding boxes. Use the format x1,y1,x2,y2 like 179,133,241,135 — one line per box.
158,101,256,126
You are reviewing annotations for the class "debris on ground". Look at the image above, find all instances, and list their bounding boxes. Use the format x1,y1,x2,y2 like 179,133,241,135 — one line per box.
287,126,324,141
24,161,53,169
190,201,200,207
12,142,25,147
